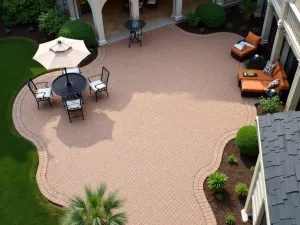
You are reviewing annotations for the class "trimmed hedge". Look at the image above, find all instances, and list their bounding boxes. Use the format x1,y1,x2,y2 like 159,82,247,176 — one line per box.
58,20,96,47
195,3,225,28
236,125,259,156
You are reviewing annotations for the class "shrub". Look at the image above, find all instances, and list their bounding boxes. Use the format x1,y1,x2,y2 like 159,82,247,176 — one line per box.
28,26,36,32
195,3,226,28
240,0,259,22
185,11,200,28
235,183,248,197
58,20,96,48
208,172,228,192
5,29,11,34
250,166,255,173
215,192,224,201
252,27,262,35
200,27,205,33
227,154,238,165
259,96,283,114
225,215,236,225
236,125,259,156
240,25,248,32
225,23,234,30
2,15,17,28
3,0,55,24
38,7,68,36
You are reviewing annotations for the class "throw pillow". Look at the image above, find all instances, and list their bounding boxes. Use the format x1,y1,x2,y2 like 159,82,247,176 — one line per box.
267,78,280,89
263,61,276,76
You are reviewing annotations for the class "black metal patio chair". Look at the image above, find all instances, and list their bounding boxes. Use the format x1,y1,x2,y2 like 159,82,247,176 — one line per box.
64,97,84,123
88,66,110,102
62,67,81,74
27,78,53,110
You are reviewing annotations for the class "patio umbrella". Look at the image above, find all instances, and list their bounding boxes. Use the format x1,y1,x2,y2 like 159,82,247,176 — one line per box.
33,37,91,84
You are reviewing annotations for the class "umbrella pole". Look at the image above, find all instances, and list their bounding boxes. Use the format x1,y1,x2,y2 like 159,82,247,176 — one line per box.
64,68,71,86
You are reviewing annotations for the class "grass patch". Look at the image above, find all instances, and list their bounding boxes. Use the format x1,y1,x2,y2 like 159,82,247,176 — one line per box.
0,37,63,225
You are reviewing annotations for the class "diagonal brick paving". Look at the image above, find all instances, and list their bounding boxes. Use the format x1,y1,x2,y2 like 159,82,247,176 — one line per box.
13,25,257,225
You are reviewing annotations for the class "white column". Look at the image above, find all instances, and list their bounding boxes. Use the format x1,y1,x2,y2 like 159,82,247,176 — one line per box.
270,19,285,62
67,0,80,20
241,158,261,223
270,0,289,62
130,0,140,19
171,0,184,22
91,2,107,46
214,0,224,6
261,0,274,44
286,61,300,110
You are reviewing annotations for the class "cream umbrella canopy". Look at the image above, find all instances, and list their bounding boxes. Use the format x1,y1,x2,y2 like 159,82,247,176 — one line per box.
33,37,91,70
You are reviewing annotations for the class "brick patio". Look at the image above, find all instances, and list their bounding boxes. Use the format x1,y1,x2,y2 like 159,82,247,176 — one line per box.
13,25,257,225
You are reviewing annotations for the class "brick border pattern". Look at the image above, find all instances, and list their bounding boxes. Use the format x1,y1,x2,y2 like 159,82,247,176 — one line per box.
13,27,257,224
193,98,257,224
12,46,107,206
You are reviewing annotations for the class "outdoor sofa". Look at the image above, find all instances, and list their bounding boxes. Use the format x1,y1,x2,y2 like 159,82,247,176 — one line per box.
238,61,290,97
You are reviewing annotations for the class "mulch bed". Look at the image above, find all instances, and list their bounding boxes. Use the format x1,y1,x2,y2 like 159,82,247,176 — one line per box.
0,22,53,43
204,139,257,224
79,49,98,67
177,6,263,37
203,102,263,224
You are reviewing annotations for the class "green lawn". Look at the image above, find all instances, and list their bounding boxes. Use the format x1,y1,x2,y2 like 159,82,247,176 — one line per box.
0,38,62,225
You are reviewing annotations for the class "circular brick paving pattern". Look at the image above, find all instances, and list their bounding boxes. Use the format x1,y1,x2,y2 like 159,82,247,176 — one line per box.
13,25,257,225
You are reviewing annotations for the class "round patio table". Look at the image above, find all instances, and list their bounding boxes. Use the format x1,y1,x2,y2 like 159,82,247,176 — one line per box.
124,19,146,47
52,73,87,97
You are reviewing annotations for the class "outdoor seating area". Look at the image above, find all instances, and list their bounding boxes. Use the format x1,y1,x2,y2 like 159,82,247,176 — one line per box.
238,61,290,97
27,37,110,122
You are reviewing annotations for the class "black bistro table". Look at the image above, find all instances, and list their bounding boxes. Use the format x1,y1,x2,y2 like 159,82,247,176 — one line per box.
52,73,87,99
124,19,146,48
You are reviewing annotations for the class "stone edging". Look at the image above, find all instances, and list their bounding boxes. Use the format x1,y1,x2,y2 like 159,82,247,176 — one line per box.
12,46,107,206
192,98,257,225
170,24,244,40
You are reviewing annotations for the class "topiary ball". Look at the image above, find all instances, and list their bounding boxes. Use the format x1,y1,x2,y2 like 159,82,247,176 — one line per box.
195,3,226,28
236,125,259,156
58,20,96,48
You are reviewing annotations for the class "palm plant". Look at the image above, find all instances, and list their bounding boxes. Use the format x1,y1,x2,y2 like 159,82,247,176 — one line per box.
61,184,127,225
240,0,259,22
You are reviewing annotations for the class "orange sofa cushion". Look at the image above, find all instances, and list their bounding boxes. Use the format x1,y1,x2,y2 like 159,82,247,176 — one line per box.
238,69,274,81
241,80,267,93
262,79,289,91
245,32,262,48
231,45,256,57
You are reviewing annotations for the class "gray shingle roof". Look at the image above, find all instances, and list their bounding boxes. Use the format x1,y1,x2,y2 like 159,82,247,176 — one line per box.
258,111,300,225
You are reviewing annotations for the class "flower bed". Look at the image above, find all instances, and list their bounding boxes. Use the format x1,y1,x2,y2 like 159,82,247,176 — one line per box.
204,139,257,224
177,6,263,36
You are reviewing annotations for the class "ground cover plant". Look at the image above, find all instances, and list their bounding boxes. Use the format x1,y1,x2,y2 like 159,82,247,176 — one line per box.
0,37,62,225
259,95,283,114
